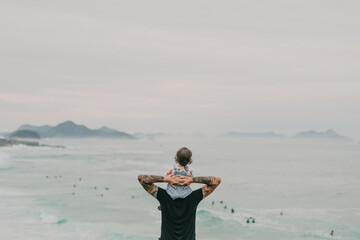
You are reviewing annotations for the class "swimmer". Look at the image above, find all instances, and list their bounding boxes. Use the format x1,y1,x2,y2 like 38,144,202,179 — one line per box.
246,218,250,223
231,208,235,214
330,230,334,236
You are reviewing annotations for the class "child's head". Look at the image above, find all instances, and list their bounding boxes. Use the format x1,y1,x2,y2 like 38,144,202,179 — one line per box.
175,147,192,166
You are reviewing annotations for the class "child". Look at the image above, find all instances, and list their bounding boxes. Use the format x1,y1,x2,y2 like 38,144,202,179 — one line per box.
165,147,194,200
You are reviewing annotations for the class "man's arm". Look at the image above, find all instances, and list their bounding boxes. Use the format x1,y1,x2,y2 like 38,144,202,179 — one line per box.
137,175,180,198
183,176,221,199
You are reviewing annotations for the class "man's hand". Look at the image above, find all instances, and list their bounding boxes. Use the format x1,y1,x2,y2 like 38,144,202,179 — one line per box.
179,176,193,189
165,175,183,189
165,175,194,189
137,175,189,198
138,174,221,199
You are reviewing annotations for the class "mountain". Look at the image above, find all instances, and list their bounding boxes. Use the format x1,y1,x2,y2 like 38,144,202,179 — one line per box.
294,129,353,141
219,131,285,138
17,121,135,139
18,124,52,135
98,126,119,133
10,130,40,139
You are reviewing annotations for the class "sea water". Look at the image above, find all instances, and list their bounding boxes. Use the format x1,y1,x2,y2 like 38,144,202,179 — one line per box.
0,137,359,240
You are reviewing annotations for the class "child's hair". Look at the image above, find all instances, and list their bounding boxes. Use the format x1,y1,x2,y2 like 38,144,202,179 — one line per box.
175,147,192,166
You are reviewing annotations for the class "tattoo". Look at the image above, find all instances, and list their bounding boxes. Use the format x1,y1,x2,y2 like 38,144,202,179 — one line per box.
151,189,158,198
140,175,164,184
138,174,221,200
192,177,216,185
137,175,164,199
191,176,221,199
202,186,210,196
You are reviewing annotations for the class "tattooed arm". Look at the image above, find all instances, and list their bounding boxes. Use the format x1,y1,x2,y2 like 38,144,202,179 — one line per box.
137,175,180,198
182,176,221,199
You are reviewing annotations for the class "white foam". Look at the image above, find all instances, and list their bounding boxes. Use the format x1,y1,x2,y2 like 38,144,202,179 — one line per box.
40,213,66,224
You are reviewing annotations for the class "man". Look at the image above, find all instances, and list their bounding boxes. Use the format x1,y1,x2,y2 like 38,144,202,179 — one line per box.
137,174,221,240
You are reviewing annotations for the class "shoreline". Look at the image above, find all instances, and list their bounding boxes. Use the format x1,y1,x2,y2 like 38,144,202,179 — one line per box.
0,138,64,148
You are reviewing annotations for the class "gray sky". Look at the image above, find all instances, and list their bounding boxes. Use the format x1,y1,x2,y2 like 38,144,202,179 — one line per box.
1,1,359,138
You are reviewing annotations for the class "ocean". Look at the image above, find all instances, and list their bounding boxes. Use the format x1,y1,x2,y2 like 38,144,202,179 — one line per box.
0,137,359,239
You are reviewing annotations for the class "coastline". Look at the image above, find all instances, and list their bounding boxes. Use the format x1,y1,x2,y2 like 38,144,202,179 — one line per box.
0,138,64,148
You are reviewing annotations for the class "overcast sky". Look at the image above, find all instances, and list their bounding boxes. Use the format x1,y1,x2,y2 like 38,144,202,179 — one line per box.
1,1,359,138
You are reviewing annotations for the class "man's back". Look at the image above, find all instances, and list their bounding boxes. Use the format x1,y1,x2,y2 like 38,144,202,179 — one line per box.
157,187,203,240
137,174,221,240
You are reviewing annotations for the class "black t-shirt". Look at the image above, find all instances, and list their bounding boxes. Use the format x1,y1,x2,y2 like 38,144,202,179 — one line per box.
157,187,203,240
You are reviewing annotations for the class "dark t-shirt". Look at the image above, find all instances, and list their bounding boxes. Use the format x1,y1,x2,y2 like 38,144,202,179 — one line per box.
157,187,203,240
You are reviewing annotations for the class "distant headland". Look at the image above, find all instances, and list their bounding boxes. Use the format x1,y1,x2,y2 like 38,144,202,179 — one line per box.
219,129,354,142
0,138,64,148
2,120,135,139
0,121,136,147
294,129,353,141
0,121,355,142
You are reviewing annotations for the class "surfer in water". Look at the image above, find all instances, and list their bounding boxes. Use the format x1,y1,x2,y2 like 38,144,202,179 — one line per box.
138,147,221,240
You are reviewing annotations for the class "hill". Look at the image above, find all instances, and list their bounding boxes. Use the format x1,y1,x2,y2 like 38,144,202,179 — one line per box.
9,130,40,139
294,129,353,141
17,121,135,139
